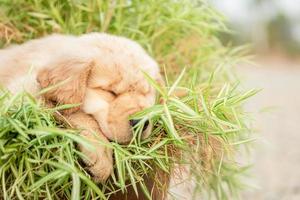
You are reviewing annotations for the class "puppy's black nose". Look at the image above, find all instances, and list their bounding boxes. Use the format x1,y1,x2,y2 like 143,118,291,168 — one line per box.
129,119,149,131
129,119,140,127
143,120,149,131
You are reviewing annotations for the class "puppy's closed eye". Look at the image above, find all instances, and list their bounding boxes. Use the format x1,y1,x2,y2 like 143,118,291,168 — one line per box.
107,90,117,97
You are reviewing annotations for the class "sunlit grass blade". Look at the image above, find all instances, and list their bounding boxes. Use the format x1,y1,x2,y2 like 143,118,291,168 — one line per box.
71,173,81,200
30,170,69,191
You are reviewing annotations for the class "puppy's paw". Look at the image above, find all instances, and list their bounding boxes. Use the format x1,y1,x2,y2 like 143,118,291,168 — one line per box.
79,131,113,183
66,111,113,182
85,145,113,183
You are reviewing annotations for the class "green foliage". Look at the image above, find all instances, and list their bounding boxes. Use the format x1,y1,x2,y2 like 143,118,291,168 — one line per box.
0,80,256,200
0,91,107,199
0,0,255,199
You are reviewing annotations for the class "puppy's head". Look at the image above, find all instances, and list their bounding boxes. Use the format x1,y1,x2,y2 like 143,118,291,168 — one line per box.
109,88,155,135
83,70,160,144
82,33,163,143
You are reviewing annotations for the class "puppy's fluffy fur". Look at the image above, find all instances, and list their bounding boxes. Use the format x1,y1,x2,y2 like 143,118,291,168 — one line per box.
0,33,162,183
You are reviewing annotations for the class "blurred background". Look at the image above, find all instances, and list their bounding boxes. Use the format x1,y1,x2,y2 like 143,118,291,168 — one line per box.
212,0,300,199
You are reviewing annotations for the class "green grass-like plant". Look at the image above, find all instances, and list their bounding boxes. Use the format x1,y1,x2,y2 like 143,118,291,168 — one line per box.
0,0,255,199
0,78,256,200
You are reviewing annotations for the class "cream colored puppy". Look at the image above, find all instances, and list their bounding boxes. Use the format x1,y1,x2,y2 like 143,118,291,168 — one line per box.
0,33,162,182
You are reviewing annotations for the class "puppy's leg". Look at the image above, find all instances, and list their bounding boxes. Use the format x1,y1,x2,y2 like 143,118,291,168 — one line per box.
67,111,113,183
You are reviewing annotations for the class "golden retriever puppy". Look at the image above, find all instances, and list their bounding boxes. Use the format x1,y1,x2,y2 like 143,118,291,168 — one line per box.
0,33,162,182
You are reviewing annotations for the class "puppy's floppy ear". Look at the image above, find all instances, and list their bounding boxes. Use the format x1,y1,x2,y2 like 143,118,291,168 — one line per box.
37,59,94,115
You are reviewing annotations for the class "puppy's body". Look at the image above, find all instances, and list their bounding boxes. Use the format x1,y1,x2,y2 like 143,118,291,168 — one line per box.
0,33,159,95
0,35,86,93
0,33,164,189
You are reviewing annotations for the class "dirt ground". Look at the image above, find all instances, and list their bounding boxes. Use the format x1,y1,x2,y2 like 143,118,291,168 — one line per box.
239,57,300,200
